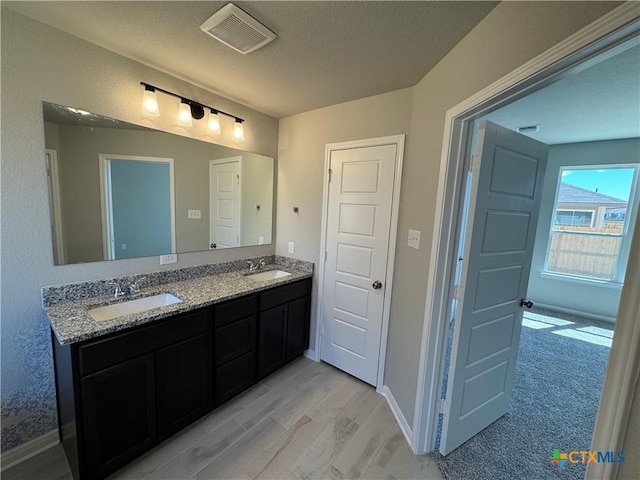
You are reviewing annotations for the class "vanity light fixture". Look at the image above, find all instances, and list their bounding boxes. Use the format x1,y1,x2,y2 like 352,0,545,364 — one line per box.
140,82,245,140
177,99,193,126
141,85,160,116
207,109,221,134
233,119,245,141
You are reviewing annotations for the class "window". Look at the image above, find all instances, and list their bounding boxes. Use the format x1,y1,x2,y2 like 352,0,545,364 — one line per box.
544,166,639,282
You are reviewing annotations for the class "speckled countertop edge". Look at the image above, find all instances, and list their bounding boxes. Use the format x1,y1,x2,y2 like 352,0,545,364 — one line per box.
45,260,313,346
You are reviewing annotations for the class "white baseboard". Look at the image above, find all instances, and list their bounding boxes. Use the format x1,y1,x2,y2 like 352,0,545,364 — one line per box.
1,430,59,471
534,302,616,324
304,349,319,362
380,385,414,451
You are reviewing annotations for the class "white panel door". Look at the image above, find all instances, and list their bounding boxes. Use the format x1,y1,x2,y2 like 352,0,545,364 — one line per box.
209,159,241,249
320,144,397,386
440,121,548,454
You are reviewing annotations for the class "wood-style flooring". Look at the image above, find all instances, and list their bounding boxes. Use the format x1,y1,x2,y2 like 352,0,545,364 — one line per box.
3,358,444,480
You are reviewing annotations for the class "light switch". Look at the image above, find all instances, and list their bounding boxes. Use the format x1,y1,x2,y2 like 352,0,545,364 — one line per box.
188,209,201,219
408,229,421,249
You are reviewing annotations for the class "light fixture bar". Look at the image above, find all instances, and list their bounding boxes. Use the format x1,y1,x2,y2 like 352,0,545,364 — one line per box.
140,82,244,123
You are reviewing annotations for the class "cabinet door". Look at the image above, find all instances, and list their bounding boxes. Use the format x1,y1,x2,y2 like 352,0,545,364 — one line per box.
215,351,256,405
258,304,287,379
81,354,155,479
155,334,210,438
286,296,310,361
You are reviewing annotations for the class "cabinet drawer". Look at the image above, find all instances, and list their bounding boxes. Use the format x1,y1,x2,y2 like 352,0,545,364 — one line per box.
215,352,256,405
79,309,208,376
214,295,256,327
215,315,256,366
259,278,311,311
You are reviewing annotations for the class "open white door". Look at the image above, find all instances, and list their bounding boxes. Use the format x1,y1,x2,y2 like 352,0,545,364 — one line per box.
320,143,397,386
440,121,548,454
209,158,241,249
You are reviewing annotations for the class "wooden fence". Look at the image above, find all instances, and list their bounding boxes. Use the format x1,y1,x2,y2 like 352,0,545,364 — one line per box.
547,231,621,280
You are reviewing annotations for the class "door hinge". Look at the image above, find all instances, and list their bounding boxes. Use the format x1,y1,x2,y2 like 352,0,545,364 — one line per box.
465,154,475,174
439,398,449,415
328,168,332,183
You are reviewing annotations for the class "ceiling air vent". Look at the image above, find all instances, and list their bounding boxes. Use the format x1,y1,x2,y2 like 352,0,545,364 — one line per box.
516,124,540,134
200,3,276,54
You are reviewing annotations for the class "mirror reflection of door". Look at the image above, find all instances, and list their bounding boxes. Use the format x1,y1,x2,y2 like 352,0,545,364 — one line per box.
46,149,66,265
209,157,241,249
99,155,176,260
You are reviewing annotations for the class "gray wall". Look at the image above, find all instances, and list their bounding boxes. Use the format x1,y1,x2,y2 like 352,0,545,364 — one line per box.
0,8,278,451
276,1,620,428
527,139,640,322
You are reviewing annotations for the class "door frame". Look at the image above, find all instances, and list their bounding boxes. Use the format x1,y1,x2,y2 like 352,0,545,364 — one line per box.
99,154,176,260
315,134,405,393
209,156,243,249
412,4,639,469
45,149,65,265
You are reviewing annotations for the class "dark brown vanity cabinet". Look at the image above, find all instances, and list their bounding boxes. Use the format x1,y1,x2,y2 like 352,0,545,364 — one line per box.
258,278,312,378
213,295,257,404
52,277,311,480
53,309,211,480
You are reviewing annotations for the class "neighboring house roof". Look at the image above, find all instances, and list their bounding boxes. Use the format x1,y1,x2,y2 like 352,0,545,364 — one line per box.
605,206,627,215
557,183,627,206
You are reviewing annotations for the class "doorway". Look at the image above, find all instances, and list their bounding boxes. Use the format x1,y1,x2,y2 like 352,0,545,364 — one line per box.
316,135,405,389
99,154,176,260
209,157,242,249
412,10,640,476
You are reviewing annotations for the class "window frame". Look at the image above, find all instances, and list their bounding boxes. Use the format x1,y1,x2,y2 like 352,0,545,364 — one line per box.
543,163,640,284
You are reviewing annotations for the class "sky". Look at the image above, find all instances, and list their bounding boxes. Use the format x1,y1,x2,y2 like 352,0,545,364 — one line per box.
561,167,636,201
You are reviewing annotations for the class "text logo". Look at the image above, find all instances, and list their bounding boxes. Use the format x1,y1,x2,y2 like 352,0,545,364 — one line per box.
550,450,625,467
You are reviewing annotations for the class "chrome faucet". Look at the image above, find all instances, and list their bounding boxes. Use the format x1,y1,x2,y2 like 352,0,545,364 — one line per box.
108,277,146,298
108,282,125,299
247,258,267,273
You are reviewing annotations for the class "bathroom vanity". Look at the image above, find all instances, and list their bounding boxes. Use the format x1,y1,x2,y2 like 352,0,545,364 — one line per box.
46,260,312,480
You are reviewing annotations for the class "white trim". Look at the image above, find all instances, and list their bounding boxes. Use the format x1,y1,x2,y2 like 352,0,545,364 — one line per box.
0,430,59,471
381,385,414,450
533,302,616,325
304,349,319,362
538,272,624,290
587,209,640,480
315,134,405,391
99,154,177,260
413,4,640,455
45,149,65,265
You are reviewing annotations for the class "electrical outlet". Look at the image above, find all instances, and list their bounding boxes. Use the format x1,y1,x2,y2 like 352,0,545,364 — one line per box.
121,243,127,250
188,209,201,219
160,254,178,265
258,236,264,245
408,229,421,249
288,241,295,254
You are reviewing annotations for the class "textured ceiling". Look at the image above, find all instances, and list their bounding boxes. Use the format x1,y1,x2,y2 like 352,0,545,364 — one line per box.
481,41,640,145
4,1,498,119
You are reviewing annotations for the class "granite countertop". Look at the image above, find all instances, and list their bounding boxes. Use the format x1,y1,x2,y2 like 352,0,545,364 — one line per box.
46,264,312,346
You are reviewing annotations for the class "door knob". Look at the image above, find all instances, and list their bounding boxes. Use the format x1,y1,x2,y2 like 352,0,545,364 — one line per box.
519,298,534,309
372,281,383,290
210,243,217,249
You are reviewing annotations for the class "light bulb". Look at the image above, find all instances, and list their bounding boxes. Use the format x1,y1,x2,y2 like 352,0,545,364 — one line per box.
141,88,159,116
233,120,245,141
177,101,192,126
208,111,221,134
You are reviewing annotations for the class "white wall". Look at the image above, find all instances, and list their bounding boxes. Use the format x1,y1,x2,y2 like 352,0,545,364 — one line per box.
527,139,640,322
0,8,278,451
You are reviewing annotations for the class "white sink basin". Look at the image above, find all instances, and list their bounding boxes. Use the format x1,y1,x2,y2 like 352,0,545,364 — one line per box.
247,270,292,281
87,293,182,321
